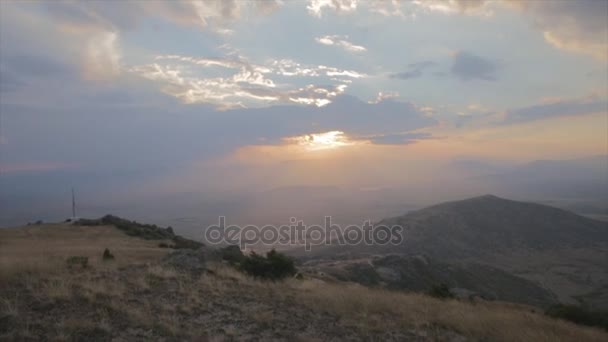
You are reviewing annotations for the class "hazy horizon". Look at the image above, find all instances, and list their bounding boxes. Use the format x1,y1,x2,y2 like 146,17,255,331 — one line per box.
1,1,607,233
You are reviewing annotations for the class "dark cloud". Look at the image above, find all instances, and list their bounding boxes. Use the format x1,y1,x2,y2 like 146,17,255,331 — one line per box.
454,114,475,128
204,95,438,149
451,51,498,81
43,0,284,33
510,0,608,60
43,2,125,31
2,55,74,78
0,70,24,93
390,61,436,80
0,94,438,179
503,98,607,124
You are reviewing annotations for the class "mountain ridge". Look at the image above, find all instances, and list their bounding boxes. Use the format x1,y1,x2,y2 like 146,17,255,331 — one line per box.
298,195,608,308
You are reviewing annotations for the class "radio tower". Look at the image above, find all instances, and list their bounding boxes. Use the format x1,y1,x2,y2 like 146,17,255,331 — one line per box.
71,188,77,220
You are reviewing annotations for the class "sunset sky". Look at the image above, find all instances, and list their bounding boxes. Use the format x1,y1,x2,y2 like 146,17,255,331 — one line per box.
1,0,607,202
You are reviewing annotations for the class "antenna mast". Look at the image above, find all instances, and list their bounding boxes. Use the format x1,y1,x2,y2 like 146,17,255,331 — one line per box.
72,188,76,218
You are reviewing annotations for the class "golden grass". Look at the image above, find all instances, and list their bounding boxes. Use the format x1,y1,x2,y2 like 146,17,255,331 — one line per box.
146,264,178,279
0,223,171,280
0,296,19,317
283,279,607,342
2,261,607,341
1,224,607,341
192,266,608,341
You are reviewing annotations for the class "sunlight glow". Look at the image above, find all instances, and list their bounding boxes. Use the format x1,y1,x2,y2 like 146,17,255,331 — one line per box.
287,130,355,151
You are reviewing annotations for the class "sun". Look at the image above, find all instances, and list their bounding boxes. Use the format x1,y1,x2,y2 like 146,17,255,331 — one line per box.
289,131,355,151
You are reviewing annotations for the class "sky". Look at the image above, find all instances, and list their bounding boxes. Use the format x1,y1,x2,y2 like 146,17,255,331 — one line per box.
0,0,607,227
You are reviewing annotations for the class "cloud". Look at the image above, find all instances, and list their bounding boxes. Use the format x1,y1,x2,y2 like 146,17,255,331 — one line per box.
390,60,436,80
451,51,498,81
307,0,358,17
411,0,492,15
44,0,283,33
453,113,477,128
363,132,434,145
0,71,24,93
308,0,492,18
0,54,76,93
4,1,283,82
130,54,366,108
508,0,608,60
503,96,608,125
1,55,73,78
307,1,607,60
411,0,608,60
83,31,122,80
315,35,367,52
0,161,78,174
413,1,608,60
130,61,349,108
368,91,399,104
0,94,438,186
367,0,408,18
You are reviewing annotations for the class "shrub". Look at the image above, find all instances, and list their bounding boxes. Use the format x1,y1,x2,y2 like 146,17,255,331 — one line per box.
172,236,203,250
76,215,203,249
239,249,296,280
158,242,171,248
545,304,608,330
66,256,88,269
428,283,454,299
220,245,245,265
102,248,114,261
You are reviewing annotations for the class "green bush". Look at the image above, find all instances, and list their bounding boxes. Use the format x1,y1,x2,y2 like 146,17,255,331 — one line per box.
428,283,454,300
239,249,296,280
545,304,608,330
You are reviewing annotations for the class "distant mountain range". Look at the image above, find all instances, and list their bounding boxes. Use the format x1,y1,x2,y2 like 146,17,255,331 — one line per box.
298,195,608,309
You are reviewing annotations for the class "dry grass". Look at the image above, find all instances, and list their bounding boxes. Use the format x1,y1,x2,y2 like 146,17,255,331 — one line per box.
0,296,19,317
146,264,178,279
0,223,171,280
283,279,608,342
2,261,606,341
1,224,607,341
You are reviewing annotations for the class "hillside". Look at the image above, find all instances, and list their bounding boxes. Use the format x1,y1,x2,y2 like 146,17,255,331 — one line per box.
381,195,608,258
1,221,607,341
302,254,558,307
0,223,173,277
302,195,608,307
